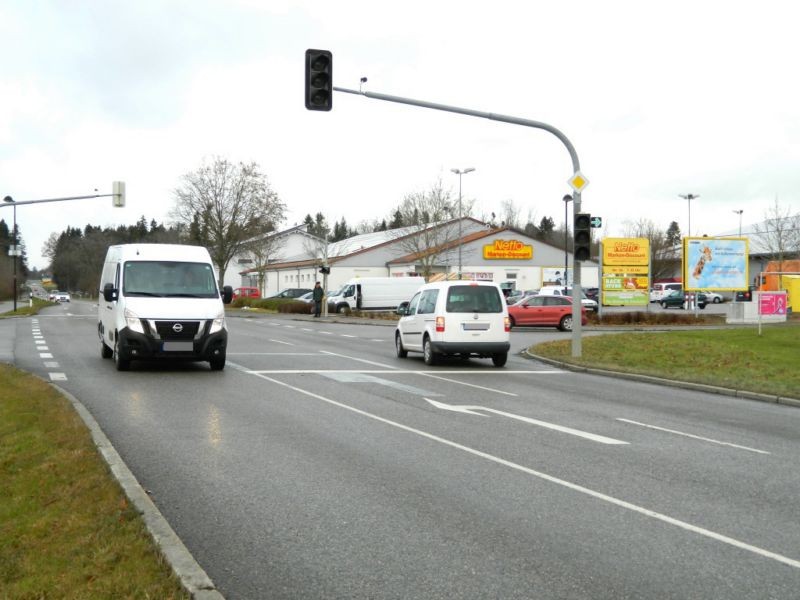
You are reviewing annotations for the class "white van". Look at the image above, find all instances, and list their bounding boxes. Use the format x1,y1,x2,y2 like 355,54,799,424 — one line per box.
650,282,682,302
327,276,425,314
98,244,233,371
395,281,511,367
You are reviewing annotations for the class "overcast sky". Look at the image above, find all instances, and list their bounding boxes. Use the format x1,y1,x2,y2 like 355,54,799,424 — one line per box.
2,0,798,270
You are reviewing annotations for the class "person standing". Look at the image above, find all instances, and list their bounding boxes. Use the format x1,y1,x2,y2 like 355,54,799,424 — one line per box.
312,281,324,317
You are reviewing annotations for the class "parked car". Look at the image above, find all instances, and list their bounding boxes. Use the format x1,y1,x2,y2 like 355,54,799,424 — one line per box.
507,295,586,331
650,282,682,302
584,287,599,302
395,281,510,367
538,285,598,313
233,286,261,300
267,288,312,299
703,291,724,304
660,290,707,309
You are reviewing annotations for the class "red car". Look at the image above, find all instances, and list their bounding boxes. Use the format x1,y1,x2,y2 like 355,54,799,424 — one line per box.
507,295,587,331
233,287,261,300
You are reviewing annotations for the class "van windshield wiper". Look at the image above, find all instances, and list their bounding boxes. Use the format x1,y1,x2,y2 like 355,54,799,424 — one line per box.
125,291,163,297
167,293,212,298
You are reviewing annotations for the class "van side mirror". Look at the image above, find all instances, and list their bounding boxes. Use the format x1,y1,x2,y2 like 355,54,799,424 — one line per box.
103,283,118,302
221,285,233,304
396,301,409,316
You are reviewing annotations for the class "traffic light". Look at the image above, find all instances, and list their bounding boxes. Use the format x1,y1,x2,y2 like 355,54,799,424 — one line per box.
573,213,592,261
112,181,126,207
305,49,332,111
319,266,330,275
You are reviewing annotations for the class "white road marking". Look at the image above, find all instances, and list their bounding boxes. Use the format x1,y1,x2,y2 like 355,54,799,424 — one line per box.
340,334,357,338
48,373,67,381
419,372,518,397
268,339,294,346
319,350,398,369
227,352,318,356
37,346,49,351
320,331,333,335
39,353,53,359
35,340,46,345
371,339,384,342
301,328,313,332
616,418,770,455
43,362,60,368
426,399,628,445
226,362,800,571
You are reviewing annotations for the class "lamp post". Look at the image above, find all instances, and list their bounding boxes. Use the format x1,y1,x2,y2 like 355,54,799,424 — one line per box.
733,209,743,236
3,196,16,311
450,167,475,280
679,193,699,237
563,194,573,292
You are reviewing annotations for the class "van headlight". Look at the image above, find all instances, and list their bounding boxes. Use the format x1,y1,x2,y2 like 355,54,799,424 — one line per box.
209,312,226,334
123,308,145,334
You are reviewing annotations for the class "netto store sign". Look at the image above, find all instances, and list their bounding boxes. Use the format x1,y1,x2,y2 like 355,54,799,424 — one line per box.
603,238,649,266
483,239,533,260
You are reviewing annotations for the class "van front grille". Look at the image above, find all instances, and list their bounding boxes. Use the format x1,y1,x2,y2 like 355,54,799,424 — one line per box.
154,320,201,340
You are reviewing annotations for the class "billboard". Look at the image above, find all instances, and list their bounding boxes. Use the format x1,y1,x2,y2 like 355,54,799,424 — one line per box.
601,238,649,306
682,237,749,291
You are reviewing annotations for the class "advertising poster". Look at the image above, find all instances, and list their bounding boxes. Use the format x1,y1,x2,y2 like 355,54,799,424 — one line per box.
601,238,649,306
759,291,787,315
682,238,748,291
542,267,572,287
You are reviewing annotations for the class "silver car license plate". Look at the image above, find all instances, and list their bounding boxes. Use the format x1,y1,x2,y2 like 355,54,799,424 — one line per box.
163,341,193,351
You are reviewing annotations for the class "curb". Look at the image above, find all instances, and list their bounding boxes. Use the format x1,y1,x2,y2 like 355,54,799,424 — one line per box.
53,383,225,600
523,350,800,409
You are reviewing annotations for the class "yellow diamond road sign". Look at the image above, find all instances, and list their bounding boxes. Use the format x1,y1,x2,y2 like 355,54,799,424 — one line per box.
568,171,589,193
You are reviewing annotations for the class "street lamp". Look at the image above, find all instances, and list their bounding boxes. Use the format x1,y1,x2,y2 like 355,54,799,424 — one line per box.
562,194,573,292
679,193,699,237
3,196,16,311
451,167,475,280
733,209,743,236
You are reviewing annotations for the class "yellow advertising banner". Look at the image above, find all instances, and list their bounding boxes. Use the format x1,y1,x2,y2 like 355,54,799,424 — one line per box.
483,239,533,260
603,238,650,266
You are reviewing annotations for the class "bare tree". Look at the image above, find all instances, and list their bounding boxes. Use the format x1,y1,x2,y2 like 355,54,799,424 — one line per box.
172,157,285,285
752,197,800,265
621,218,674,280
243,230,285,295
497,199,523,229
390,179,469,280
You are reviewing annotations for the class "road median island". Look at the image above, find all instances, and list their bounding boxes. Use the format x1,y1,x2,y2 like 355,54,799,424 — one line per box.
525,321,800,406
0,363,210,599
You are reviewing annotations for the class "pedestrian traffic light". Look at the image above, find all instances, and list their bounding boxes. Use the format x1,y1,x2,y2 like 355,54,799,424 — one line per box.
319,266,330,275
573,213,592,261
305,49,332,111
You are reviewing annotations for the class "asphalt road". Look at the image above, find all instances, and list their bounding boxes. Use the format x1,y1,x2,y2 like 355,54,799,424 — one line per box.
5,300,800,599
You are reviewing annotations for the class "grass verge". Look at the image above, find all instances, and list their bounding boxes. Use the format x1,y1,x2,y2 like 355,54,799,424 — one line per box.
0,364,189,599
0,298,53,318
532,322,800,399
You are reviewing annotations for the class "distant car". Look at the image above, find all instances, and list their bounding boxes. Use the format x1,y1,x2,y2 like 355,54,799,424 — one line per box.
584,287,599,302
660,290,707,309
233,286,261,300
49,290,70,302
267,288,312,299
507,295,587,331
703,292,724,304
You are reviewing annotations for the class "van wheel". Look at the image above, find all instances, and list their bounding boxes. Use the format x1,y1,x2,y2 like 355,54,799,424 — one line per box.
100,341,113,359
558,315,573,332
113,337,130,371
337,304,350,315
423,337,438,366
395,333,408,358
492,352,508,367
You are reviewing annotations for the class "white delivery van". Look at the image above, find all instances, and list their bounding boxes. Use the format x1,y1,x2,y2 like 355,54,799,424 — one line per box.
395,281,511,367
327,276,425,314
98,244,233,371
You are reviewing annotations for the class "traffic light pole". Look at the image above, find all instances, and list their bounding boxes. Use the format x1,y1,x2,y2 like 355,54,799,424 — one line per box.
333,85,585,356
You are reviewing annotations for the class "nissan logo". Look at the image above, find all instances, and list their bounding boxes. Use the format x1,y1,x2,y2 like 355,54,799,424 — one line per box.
172,323,184,333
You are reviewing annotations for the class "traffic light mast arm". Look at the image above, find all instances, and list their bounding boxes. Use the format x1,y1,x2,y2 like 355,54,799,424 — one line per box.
333,84,584,356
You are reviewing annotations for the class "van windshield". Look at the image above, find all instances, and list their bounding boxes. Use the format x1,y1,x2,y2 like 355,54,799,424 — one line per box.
122,261,219,298
446,285,503,313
